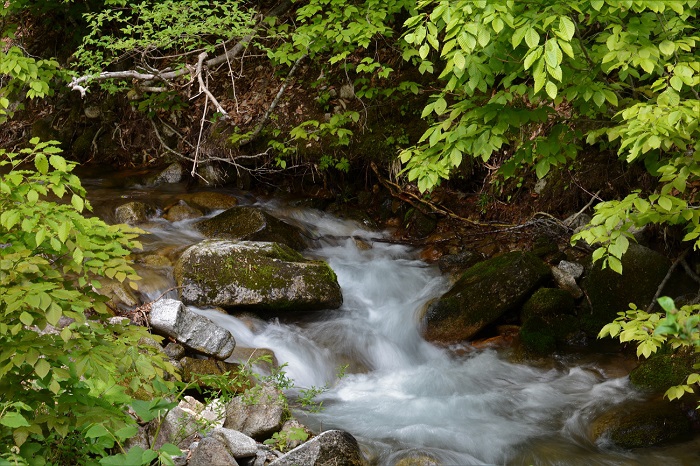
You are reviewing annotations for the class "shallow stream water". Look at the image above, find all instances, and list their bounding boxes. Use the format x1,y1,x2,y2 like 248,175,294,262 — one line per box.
83,174,700,466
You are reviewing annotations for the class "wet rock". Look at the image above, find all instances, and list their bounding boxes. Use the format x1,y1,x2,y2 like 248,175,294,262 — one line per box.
223,385,286,440
423,251,551,343
405,210,437,239
183,191,238,212
209,427,258,458
269,430,365,466
149,299,236,360
437,250,483,275
278,419,313,451
164,342,186,360
519,288,579,354
389,452,441,466
551,266,583,299
138,254,172,267
229,347,278,372
591,400,691,448
163,202,204,222
174,240,342,312
114,201,154,225
97,278,140,312
581,243,696,336
521,288,576,320
188,437,239,466
558,260,584,279
195,206,307,250
154,162,184,184
629,350,700,393
180,396,225,430
151,405,201,450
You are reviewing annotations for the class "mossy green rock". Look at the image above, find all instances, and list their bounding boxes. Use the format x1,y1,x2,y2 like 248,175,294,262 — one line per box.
590,400,691,448
195,206,307,250
181,191,238,212
175,240,342,312
582,243,696,336
423,251,551,343
521,288,576,320
629,350,700,393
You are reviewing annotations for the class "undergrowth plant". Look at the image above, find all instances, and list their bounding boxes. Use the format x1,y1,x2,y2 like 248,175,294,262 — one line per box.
599,296,700,405
0,139,179,465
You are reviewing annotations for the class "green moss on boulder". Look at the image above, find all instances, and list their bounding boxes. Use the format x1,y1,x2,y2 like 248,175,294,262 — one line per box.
590,400,691,448
195,206,307,250
423,251,551,343
174,240,342,312
629,350,700,393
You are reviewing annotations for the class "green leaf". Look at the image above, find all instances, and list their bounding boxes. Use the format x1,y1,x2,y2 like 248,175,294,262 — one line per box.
86,424,110,439
658,196,673,211
525,28,540,49
608,256,623,274
535,158,550,178
71,194,84,212
559,16,575,41
34,359,50,379
659,40,675,56
545,81,557,99
433,98,447,115
453,51,466,70
657,296,676,313
49,155,67,172
0,412,31,428
35,153,49,174
19,311,33,326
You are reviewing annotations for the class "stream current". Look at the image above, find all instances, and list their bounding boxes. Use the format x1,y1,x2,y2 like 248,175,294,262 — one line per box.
84,177,700,466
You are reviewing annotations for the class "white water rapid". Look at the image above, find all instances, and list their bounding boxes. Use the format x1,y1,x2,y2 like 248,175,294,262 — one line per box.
91,181,699,466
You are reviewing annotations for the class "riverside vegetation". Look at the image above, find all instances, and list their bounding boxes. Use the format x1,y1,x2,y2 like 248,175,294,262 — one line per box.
1,0,700,463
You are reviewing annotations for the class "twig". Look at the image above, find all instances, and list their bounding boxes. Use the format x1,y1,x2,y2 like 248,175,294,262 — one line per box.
192,92,210,177
564,190,601,227
196,52,229,119
646,248,690,312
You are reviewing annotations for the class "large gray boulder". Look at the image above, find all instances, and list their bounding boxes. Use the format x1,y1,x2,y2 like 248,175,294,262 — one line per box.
423,251,551,344
269,430,366,466
188,437,239,466
223,385,286,440
195,206,307,250
209,427,258,458
174,240,342,312
149,299,236,360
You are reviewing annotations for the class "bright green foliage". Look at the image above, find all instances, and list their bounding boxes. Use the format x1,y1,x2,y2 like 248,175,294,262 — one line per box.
268,111,359,170
0,139,178,464
74,0,255,77
263,426,309,452
0,47,63,124
600,297,700,407
397,0,699,271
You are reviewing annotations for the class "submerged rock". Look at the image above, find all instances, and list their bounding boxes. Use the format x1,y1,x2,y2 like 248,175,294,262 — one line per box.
114,201,154,225
163,201,203,222
590,400,691,448
423,251,551,343
195,206,307,250
149,299,236,360
269,430,366,466
182,191,238,212
174,240,342,312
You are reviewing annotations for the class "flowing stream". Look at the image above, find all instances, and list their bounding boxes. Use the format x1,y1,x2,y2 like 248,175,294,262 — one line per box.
84,176,700,466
